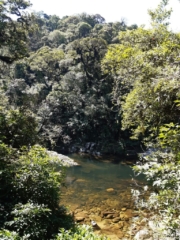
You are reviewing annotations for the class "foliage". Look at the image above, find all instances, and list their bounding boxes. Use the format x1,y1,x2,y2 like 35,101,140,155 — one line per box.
103,0,180,237
0,1,140,238
0,4,139,153
6,202,52,239
13,145,66,207
103,25,180,139
132,127,180,236
8,34,124,152
0,1,142,240
56,224,109,240
48,30,66,47
0,107,38,147
102,0,180,237
0,223,109,240
148,0,172,26
0,101,72,239
0,229,20,240
77,22,92,37
0,143,73,239
0,0,35,63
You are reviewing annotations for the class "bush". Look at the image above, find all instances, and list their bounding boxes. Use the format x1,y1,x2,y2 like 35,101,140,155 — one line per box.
132,124,180,237
56,224,109,240
5,203,52,240
0,144,74,239
0,230,20,240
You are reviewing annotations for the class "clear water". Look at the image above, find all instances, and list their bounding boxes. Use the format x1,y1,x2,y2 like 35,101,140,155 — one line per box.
61,154,145,211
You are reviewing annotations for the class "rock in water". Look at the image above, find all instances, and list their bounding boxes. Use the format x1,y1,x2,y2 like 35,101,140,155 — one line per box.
47,150,79,167
106,188,114,192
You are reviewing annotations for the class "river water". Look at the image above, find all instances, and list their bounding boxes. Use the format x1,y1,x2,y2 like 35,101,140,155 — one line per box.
61,153,146,239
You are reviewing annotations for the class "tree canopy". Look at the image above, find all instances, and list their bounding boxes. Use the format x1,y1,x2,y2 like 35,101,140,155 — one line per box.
0,0,35,63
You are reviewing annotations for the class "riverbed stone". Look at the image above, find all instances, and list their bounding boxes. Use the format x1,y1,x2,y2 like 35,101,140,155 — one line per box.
112,212,119,218
120,209,133,221
116,231,124,238
112,223,121,230
105,214,114,219
74,208,83,213
121,207,127,211
105,199,120,208
112,217,121,223
118,221,124,229
75,211,88,221
82,210,89,215
90,214,102,222
106,188,114,192
75,216,85,222
96,220,111,230
76,178,87,182
102,211,115,216
65,176,77,185
68,204,79,211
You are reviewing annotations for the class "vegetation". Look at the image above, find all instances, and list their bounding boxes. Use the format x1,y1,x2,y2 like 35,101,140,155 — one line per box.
0,0,133,239
1,0,180,238
0,1,110,239
103,0,180,237
56,225,108,240
4,7,138,154
0,0,34,63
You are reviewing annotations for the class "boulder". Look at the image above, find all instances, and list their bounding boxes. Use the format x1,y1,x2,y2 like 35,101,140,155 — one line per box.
47,151,79,167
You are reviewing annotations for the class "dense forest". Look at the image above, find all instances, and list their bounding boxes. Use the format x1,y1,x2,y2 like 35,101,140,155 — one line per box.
2,9,138,155
1,0,180,239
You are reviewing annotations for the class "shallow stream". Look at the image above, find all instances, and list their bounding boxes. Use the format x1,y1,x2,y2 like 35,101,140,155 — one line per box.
61,154,146,239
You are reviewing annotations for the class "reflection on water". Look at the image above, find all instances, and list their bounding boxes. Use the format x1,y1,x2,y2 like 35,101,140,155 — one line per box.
61,154,145,207
61,154,146,239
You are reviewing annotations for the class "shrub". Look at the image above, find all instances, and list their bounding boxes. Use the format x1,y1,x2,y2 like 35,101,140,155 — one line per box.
56,224,109,240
